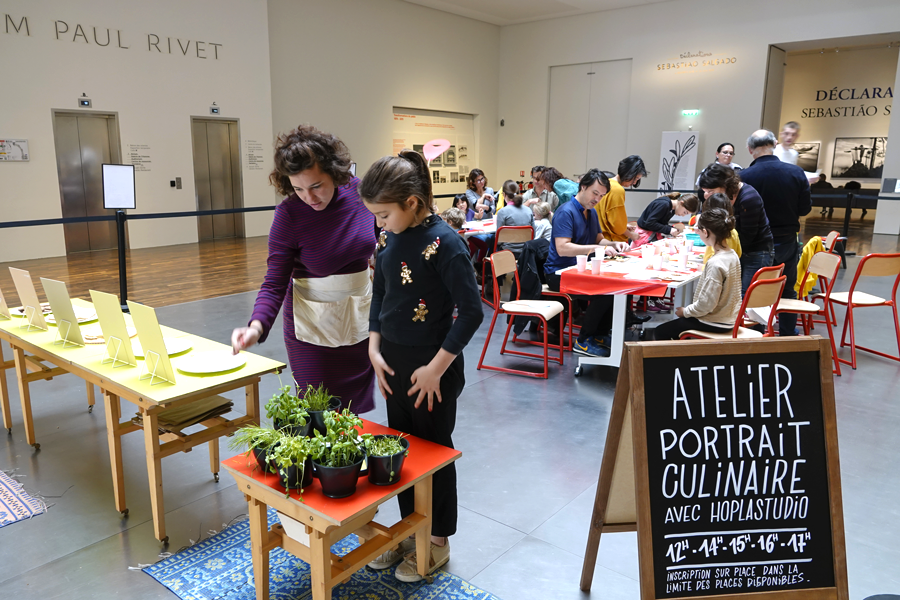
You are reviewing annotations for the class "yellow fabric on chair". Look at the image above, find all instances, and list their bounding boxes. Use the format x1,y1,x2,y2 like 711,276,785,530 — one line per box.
795,236,825,295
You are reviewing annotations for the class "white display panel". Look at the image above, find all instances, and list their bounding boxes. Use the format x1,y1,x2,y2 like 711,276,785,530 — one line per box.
102,164,136,209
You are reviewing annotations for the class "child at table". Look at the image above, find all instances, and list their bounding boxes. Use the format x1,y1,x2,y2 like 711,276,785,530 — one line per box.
455,193,481,221
359,149,483,582
631,192,698,249
651,207,742,340
532,201,553,241
701,193,742,265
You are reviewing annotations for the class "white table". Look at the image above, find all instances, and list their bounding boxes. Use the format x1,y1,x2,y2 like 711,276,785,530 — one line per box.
461,219,497,238
556,252,703,373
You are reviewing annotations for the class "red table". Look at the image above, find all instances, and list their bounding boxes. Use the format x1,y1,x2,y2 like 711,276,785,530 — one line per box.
222,419,461,600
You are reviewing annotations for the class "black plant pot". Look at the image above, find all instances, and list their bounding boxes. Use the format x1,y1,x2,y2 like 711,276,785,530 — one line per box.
279,456,314,489
313,454,366,499
367,436,409,486
273,418,311,438
307,397,342,437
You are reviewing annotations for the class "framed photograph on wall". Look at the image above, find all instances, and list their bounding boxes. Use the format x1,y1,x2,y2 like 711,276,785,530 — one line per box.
795,142,820,172
831,137,887,180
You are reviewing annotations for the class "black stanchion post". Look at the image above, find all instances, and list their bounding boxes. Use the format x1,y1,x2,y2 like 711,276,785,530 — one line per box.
116,209,129,312
841,192,853,240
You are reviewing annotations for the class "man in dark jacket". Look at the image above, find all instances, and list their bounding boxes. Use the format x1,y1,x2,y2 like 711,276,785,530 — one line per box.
739,130,812,337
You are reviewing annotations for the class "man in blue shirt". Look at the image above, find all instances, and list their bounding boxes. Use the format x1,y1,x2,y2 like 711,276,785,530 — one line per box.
545,169,628,357
739,130,812,337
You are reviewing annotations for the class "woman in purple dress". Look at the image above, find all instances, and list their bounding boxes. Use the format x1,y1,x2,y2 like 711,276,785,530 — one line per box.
231,125,376,413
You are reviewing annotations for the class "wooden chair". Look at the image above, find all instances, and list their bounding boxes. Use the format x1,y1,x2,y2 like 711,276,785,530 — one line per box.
821,230,848,270
738,264,784,328
477,251,565,379
824,253,900,370
680,276,786,340
774,252,842,375
481,226,534,305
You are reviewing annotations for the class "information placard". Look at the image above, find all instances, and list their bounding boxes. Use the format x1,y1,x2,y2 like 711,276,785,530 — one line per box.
102,164,136,210
580,338,848,600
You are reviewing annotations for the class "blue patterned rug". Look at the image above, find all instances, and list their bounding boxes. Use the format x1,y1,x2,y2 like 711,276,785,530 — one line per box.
144,507,501,600
0,470,47,528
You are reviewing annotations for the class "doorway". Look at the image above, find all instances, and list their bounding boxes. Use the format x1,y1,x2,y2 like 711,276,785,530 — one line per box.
52,111,123,253
191,118,244,241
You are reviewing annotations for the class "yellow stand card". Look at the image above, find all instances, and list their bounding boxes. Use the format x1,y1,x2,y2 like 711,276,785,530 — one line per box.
9,267,48,331
89,290,138,368
40,278,85,347
127,300,176,385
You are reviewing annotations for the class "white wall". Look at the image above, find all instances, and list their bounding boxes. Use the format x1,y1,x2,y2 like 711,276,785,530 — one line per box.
780,46,897,183
497,0,900,217
267,0,500,192
0,0,273,262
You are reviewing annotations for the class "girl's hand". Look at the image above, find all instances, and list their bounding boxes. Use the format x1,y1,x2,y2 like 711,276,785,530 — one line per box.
475,207,484,219
369,350,395,398
675,307,685,318
670,227,679,236
409,363,443,411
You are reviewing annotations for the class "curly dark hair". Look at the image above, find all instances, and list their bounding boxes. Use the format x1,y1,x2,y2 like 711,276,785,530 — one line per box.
269,125,353,197
698,163,741,201
466,168,487,192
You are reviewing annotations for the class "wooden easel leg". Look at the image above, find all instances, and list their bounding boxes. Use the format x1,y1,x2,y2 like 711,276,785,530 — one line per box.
209,439,220,482
580,487,605,591
13,348,36,447
414,476,434,579
309,529,331,600
86,381,95,412
247,497,270,600
141,408,167,542
0,342,12,433
104,391,127,514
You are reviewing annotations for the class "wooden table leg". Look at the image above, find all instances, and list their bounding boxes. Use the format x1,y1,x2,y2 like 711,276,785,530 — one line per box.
12,347,37,448
0,341,12,434
86,381,96,413
245,380,260,423
104,391,127,515
413,476,434,579
309,528,332,600
209,439,220,482
247,497,270,600
141,407,167,542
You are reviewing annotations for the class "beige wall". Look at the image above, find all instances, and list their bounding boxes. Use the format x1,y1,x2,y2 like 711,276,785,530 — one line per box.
780,46,897,183
267,0,500,195
0,0,273,262
497,0,900,217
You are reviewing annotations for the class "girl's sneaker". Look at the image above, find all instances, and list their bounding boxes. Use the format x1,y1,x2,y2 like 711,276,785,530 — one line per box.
395,541,451,582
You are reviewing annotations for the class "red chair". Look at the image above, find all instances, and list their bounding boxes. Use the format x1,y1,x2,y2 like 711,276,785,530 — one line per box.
680,276,786,340
825,253,900,370
481,226,534,306
477,251,565,379
774,252,842,375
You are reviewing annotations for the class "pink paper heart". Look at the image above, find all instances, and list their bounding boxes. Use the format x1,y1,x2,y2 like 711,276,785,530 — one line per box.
423,139,451,162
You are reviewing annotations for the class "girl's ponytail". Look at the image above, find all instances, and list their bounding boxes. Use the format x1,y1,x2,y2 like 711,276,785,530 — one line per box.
359,149,435,215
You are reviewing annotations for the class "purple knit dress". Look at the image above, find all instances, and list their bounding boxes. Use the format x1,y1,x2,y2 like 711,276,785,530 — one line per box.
250,177,377,413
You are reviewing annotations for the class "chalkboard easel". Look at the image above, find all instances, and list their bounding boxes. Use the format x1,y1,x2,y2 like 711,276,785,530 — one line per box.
580,337,848,600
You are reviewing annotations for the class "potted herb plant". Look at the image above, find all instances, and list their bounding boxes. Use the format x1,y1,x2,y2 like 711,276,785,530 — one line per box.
300,383,342,436
266,432,316,497
265,384,310,437
309,408,371,498
229,424,282,473
364,434,410,486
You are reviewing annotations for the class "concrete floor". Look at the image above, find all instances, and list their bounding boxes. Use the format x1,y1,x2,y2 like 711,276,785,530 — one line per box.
2,236,900,599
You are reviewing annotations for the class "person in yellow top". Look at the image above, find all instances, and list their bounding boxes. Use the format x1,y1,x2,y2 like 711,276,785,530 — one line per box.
701,193,742,265
595,155,647,243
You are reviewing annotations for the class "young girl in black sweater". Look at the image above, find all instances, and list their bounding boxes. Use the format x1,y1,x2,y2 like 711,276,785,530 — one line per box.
360,150,483,582
632,192,698,248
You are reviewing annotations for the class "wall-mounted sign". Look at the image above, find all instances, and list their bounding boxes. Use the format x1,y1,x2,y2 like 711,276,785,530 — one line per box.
0,138,29,161
800,86,893,120
682,109,701,117
658,51,737,74
3,13,223,60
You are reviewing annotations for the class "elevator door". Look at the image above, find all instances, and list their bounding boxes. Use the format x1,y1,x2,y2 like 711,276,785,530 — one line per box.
53,113,121,253
192,119,244,241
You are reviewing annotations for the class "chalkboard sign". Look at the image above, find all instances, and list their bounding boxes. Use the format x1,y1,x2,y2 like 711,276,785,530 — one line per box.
580,338,848,600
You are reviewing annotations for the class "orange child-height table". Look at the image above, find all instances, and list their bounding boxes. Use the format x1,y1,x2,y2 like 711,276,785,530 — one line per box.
221,419,461,600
